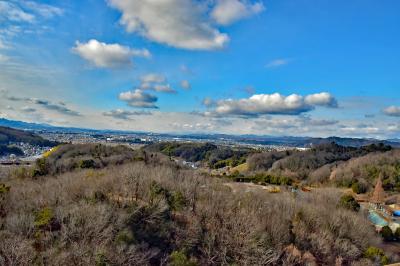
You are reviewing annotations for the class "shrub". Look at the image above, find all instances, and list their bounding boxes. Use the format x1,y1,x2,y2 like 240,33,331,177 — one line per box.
339,194,360,211
364,246,389,265
34,207,60,231
352,182,368,194
395,227,400,240
95,252,108,266
126,204,174,251
79,159,96,169
168,191,186,211
0,183,10,194
169,250,196,266
34,158,49,176
380,226,393,241
115,229,135,245
149,181,186,211
91,191,107,203
279,176,293,186
0,183,10,217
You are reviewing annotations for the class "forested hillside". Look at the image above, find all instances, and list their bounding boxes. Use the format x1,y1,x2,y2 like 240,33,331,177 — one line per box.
247,142,392,180
0,145,24,156
0,143,386,265
0,127,57,147
144,142,253,168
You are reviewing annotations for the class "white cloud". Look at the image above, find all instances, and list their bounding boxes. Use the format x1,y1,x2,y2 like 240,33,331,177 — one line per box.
298,115,338,126
171,122,215,131
388,123,400,132
0,1,35,22
0,1,63,23
265,58,290,68
28,98,81,116
340,125,380,134
119,89,158,108
103,109,151,120
137,73,177,93
3,92,81,117
213,92,338,116
152,84,176,93
211,0,264,26
22,1,63,18
72,39,151,68
108,0,229,50
140,73,166,84
180,80,191,90
383,106,400,117
21,106,36,113
304,92,338,107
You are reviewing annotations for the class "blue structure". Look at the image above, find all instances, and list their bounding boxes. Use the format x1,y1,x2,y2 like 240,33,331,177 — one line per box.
368,210,388,227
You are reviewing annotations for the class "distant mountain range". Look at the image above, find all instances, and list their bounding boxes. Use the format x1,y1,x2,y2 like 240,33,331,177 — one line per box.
177,134,400,148
0,118,98,133
0,118,399,148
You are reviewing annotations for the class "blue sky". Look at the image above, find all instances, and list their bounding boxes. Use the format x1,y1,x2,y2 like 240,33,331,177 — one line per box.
1,0,400,138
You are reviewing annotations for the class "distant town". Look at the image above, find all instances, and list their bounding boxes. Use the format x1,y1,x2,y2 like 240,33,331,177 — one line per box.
1,129,304,163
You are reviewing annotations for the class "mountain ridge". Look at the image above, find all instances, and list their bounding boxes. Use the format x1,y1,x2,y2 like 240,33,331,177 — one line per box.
1,118,399,147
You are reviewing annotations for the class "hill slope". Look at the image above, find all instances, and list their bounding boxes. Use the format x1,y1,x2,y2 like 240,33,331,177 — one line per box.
0,126,57,147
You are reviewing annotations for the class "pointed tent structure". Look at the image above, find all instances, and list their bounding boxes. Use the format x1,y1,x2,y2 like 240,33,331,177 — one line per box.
370,174,386,204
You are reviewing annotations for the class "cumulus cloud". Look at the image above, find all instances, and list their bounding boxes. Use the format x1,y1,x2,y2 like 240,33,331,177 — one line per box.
119,89,158,108
108,0,230,50
304,92,338,107
72,39,151,68
103,109,151,120
137,73,177,93
180,80,191,90
212,92,338,116
383,106,400,117
211,0,264,26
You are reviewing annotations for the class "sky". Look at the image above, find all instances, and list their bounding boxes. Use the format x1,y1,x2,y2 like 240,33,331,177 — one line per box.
0,0,400,139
